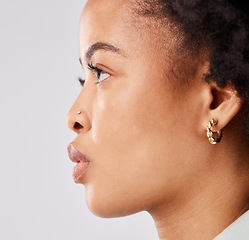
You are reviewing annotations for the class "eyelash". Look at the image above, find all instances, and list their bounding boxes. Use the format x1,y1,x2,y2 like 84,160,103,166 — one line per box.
78,77,85,87
78,63,110,87
87,62,101,74
88,63,108,84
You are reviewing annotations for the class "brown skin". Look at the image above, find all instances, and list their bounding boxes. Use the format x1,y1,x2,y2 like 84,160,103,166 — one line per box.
66,0,249,239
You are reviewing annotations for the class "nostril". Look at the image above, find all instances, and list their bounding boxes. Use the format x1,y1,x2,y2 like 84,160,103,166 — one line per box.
74,122,84,130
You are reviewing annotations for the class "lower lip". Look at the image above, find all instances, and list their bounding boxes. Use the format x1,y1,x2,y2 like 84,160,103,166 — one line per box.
72,161,90,183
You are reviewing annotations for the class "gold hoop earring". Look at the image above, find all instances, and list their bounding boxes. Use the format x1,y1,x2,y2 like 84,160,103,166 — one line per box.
206,119,223,144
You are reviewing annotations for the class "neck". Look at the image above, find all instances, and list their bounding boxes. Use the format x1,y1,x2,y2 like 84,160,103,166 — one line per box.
149,143,249,240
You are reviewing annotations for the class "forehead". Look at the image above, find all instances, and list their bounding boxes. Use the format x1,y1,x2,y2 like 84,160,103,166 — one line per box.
79,0,183,63
79,0,132,52
83,0,130,15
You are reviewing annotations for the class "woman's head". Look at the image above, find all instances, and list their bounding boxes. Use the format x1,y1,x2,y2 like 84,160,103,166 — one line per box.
67,0,249,219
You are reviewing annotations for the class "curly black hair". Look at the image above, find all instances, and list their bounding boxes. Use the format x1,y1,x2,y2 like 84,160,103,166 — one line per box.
135,0,249,137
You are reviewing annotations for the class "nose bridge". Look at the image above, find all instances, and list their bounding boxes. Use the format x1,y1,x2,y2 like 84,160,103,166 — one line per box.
66,87,92,134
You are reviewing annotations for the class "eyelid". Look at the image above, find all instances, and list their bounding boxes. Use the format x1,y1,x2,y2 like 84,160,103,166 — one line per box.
87,62,114,75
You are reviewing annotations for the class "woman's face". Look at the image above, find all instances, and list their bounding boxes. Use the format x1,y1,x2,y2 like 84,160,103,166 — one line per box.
67,0,206,218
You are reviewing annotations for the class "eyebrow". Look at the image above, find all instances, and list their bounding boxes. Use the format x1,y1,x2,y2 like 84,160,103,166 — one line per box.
79,42,125,65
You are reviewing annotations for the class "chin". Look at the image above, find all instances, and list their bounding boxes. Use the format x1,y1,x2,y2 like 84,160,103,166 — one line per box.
85,186,143,218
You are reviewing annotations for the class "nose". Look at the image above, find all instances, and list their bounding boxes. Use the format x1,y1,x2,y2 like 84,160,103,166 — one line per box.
66,107,91,134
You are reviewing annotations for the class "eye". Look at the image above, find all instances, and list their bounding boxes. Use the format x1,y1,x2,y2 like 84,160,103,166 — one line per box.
95,70,110,83
87,63,111,83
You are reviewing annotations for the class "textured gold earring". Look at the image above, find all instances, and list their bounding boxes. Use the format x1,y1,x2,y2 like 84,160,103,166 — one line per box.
206,119,223,144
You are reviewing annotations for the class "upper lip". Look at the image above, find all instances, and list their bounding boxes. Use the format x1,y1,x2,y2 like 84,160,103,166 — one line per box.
67,143,91,163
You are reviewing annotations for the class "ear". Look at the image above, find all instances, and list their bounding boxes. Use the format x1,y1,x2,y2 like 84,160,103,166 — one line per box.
201,82,242,132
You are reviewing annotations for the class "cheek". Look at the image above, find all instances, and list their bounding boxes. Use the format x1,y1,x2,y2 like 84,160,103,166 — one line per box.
92,70,177,143
91,77,173,165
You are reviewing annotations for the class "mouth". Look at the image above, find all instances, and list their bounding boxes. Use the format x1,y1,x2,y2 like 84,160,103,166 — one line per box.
67,143,91,183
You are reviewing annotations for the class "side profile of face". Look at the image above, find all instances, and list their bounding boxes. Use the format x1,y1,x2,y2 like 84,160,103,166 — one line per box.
67,0,210,218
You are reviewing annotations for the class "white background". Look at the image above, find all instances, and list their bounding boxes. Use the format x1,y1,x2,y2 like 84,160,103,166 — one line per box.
0,0,158,239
